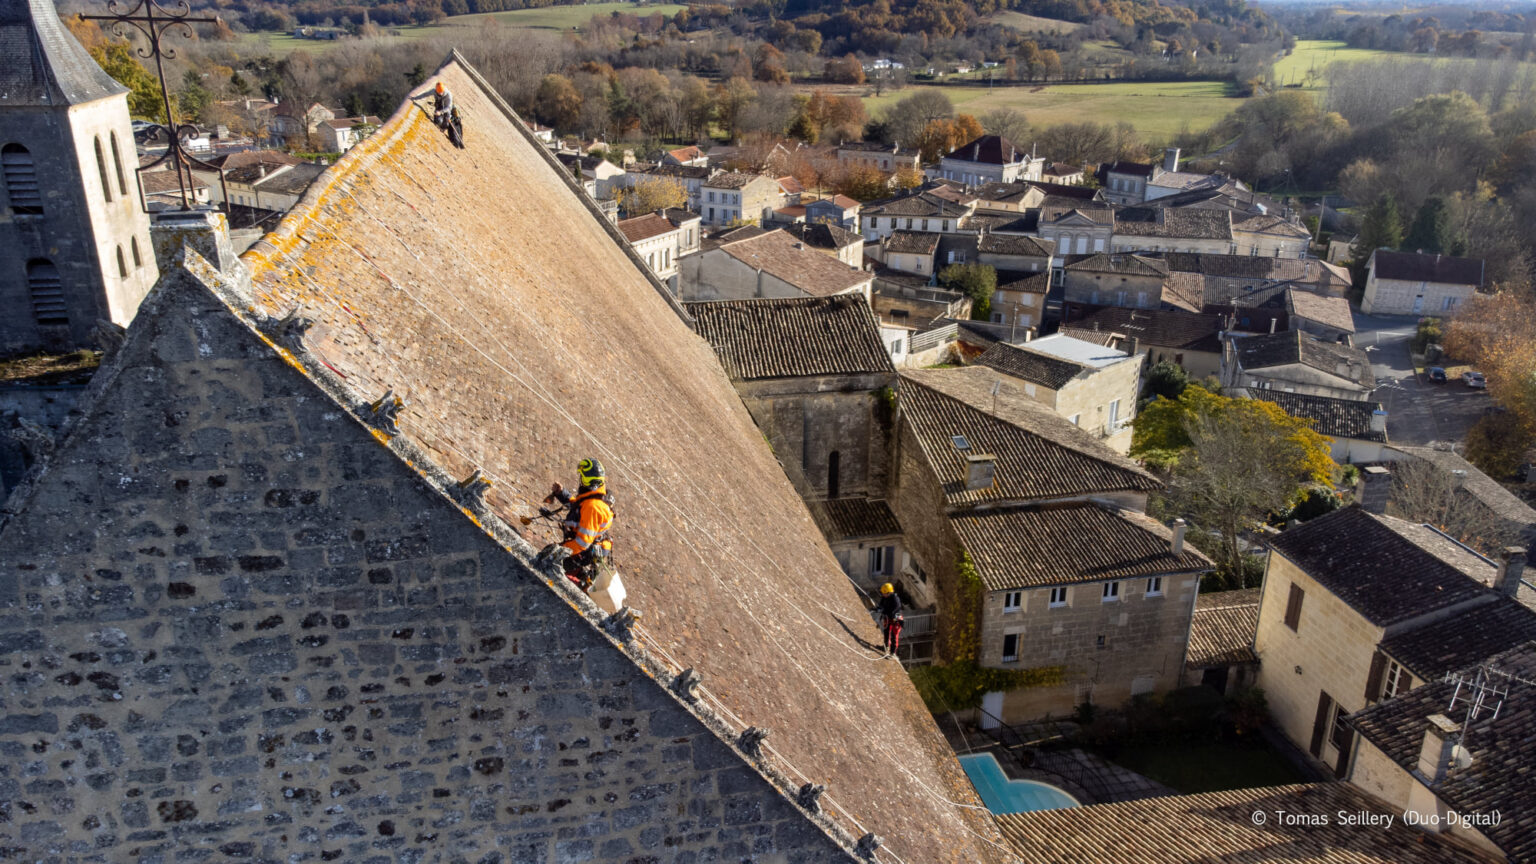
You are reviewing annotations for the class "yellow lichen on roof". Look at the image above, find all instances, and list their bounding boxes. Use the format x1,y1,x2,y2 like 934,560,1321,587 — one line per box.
237,56,1011,863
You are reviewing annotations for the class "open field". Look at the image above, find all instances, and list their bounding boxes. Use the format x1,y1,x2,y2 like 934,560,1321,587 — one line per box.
1271,40,1406,89
235,1,684,56
987,10,1083,34
859,80,1240,140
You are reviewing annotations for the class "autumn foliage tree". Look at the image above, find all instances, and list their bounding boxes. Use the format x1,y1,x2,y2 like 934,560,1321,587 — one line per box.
617,177,688,217
1445,292,1536,476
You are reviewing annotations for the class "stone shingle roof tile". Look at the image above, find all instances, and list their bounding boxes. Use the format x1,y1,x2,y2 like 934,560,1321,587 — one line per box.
718,229,871,296
689,295,894,381
1380,598,1536,680
1232,330,1375,388
975,341,1085,390
1071,307,1224,353
811,498,903,540
1187,588,1261,668
1248,390,1386,441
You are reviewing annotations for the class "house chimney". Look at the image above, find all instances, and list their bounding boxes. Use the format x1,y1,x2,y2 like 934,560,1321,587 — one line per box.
1171,518,1187,556
1164,147,1180,173
1356,465,1391,515
1497,547,1527,596
1269,317,1277,334
1370,409,1388,435
1406,714,1468,830
1128,336,1140,356
965,454,996,490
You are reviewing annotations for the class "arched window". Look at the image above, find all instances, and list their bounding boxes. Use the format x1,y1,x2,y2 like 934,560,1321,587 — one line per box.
2,143,42,215
116,245,128,277
27,259,68,326
827,450,841,499
109,132,128,197
131,237,142,268
94,136,113,202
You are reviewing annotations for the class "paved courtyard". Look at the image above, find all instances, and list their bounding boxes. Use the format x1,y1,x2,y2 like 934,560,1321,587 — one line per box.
1353,312,1491,447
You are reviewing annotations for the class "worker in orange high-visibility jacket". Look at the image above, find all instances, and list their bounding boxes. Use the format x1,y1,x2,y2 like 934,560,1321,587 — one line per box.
543,458,614,588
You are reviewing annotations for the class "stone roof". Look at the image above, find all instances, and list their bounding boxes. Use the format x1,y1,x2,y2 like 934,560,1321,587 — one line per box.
786,221,860,250
1040,197,1114,226
251,161,327,196
689,295,894,381
1247,390,1386,441
1161,271,1206,312
899,368,1161,507
0,0,127,106
718,229,871,296
706,171,765,190
1269,508,1495,627
975,341,1085,389
1347,641,1536,864
1391,445,1536,526
996,272,1050,296
1102,160,1155,177
811,498,903,541
1187,588,1261,668
817,193,861,209
232,58,1006,863
139,169,211,194
884,230,942,255
1381,598,1536,681
1371,249,1485,287
1148,170,1225,191
1071,307,1225,353
996,783,1498,863
945,134,1025,165
974,181,1035,204
1114,206,1233,241
1235,212,1311,238
1286,289,1355,333
1231,330,1375,388
617,212,677,243
862,193,967,219
978,233,1052,257
1063,252,1168,278
954,501,1212,591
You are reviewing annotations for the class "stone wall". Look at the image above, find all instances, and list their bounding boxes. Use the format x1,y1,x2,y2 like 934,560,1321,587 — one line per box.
1054,357,1142,454
0,265,854,863
889,420,964,655
1361,275,1475,317
736,373,895,501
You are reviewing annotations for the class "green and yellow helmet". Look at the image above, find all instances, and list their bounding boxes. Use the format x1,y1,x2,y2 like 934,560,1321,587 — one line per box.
577,458,606,489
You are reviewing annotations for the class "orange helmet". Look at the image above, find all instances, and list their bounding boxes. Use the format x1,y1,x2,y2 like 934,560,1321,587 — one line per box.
435,82,445,94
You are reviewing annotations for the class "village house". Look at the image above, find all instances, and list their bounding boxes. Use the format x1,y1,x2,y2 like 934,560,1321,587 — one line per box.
222,161,327,213
1232,212,1312,258
1038,195,1114,256
936,135,1043,186
1362,250,1486,316
678,227,873,302
661,144,708,167
837,141,921,174
804,193,861,229
269,100,337,146
892,367,1210,721
1061,252,1170,316
317,114,381,153
1347,641,1536,864
1041,162,1085,185
1100,160,1157,205
700,171,781,228
975,334,1143,452
990,272,1050,333
1171,253,1352,306
876,231,942,278
976,232,1054,274
1067,307,1227,380
526,120,555,145
1249,390,1390,463
620,162,714,210
971,181,1046,214
188,149,299,206
555,151,627,199
139,167,212,208
1112,206,1234,255
785,221,864,267
616,208,701,285
1254,495,1536,783
1182,588,1261,695
859,190,976,241
871,278,971,331
1222,329,1375,401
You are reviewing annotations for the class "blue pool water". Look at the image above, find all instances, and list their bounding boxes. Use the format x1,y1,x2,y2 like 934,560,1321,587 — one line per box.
958,753,1081,814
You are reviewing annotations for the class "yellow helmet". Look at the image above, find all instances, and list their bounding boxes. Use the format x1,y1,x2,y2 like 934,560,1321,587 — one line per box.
577,458,606,489
880,583,894,595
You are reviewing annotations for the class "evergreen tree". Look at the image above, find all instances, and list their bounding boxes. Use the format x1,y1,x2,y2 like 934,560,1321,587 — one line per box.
1403,195,1455,255
1351,193,1404,286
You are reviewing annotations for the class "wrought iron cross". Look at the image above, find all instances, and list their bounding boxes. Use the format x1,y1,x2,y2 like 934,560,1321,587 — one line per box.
79,0,227,211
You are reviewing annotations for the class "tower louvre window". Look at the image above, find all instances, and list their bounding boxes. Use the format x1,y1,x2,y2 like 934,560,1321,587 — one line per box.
94,136,113,202
2,144,42,214
27,259,68,326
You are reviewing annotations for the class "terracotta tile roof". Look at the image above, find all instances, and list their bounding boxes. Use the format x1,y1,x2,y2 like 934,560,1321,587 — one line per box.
1187,588,1261,667
1247,390,1386,441
825,194,861,209
1231,330,1375,388
1063,252,1168,277
978,233,1052,257
1371,249,1485,287
617,212,677,243
996,783,1499,863
899,368,1160,506
238,60,1007,864
1115,206,1233,240
1071,307,1224,353
689,295,894,381
884,230,942,255
975,341,1085,389
666,144,704,161
1347,641,1536,864
811,498,903,540
718,229,871,296
1286,289,1356,333
954,501,1211,591
945,134,1027,165
1161,271,1206,312
1269,508,1495,626
1380,598,1536,680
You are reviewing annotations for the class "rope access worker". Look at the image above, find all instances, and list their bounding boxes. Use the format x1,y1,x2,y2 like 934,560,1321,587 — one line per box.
430,82,454,127
539,458,614,590
877,583,903,659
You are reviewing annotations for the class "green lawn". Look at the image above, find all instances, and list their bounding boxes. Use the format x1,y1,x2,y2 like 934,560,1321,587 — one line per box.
235,1,684,56
1271,40,1407,90
986,10,1083,34
1109,741,1304,794
862,80,1240,139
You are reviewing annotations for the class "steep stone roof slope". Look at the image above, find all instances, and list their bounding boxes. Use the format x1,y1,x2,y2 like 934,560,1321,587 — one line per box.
1,0,126,105
238,58,1006,863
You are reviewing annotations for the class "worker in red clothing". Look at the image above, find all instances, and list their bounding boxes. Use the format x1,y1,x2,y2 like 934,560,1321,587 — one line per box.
539,458,614,590
878,582,903,659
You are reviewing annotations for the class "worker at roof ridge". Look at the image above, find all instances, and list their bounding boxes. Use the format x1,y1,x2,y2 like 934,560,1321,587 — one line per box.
430,81,453,125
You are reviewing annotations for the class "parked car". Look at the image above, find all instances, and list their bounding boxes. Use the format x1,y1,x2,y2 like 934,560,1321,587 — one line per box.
1463,371,1487,388
1429,367,1447,383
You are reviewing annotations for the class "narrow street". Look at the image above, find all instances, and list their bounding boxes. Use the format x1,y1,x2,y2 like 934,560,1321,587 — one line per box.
1353,312,1490,447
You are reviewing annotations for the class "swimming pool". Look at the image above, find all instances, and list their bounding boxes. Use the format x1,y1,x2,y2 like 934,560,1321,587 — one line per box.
958,752,1081,814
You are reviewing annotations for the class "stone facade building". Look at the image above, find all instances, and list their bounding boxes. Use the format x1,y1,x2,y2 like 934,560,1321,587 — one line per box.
1362,250,1486,316
678,228,873,302
936,135,1042,186
1,0,157,355
1061,253,1169,315
1221,330,1375,401
975,335,1143,452
0,57,1011,864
